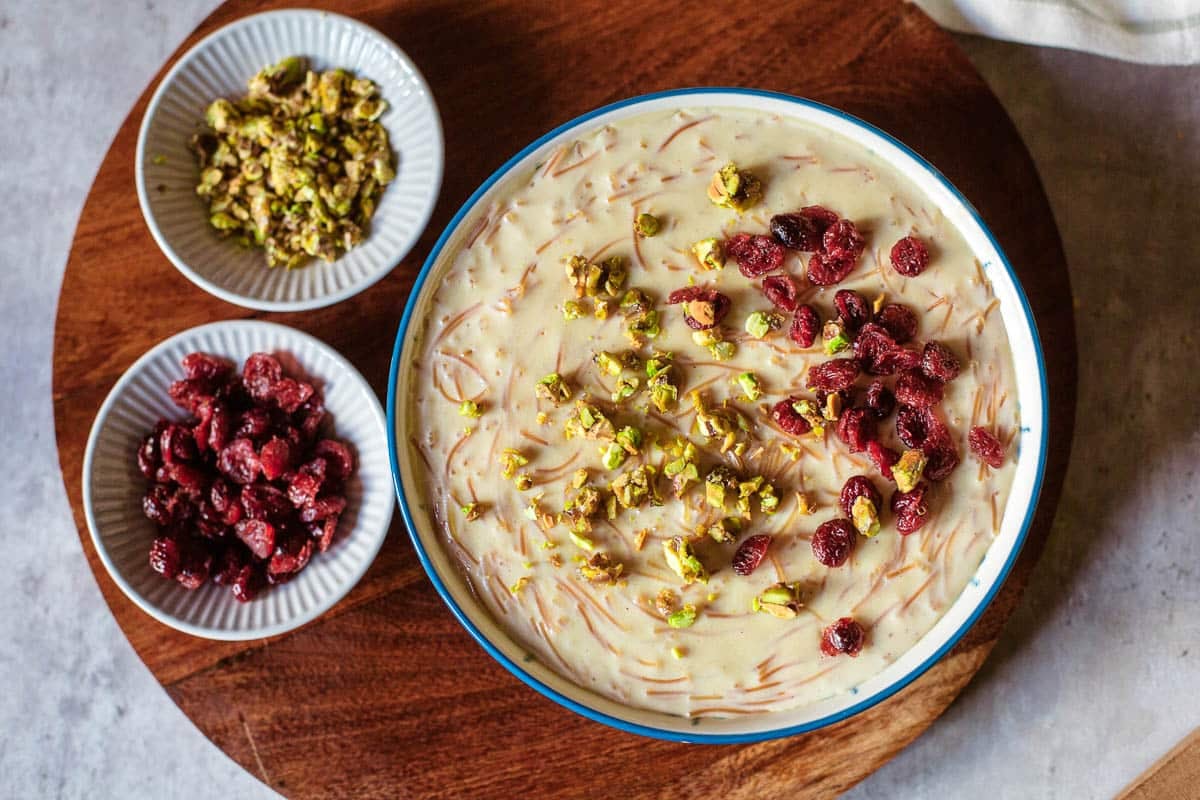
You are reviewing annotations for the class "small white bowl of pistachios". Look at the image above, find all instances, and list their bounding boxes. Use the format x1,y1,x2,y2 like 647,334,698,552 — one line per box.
136,9,443,311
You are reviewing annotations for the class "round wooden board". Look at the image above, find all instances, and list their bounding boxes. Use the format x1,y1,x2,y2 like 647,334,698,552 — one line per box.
53,1,1076,796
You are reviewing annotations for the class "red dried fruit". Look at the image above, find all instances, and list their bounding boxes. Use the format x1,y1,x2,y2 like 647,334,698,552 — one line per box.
806,251,855,286
268,537,314,577
164,462,207,496
160,423,196,465
852,324,895,373
821,617,865,657
894,369,944,409
891,482,930,534
236,407,273,441
217,438,261,485
836,407,876,453
174,545,212,590
770,398,812,437
876,303,918,343
235,519,276,559
296,395,326,441
761,274,800,312
726,233,785,277
890,235,930,277
769,206,838,251
873,347,922,376
921,427,960,481
240,483,291,522
167,378,213,414
259,437,293,481
314,440,353,484
666,285,732,330
834,289,872,331
812,519,856,567
243,353,283,401
896,405,932,448
230,565,262,602
207,401,233,452
211,544,248,586
137,433,160,479
865,380,895,419
867,440,900,481
149,537,181,579
732,534,771,576
839,476,882,518
921,341,961,382
182,352,231,382
269,378,315,414
299,496,347,524
822,219,865,262
969,426,1006,468
806,358,860,392
287,458,327,507
789,304,821,348
314,514,339,553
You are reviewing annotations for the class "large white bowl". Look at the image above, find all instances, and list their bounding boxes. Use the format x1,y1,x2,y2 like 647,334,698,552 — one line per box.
387,89,1049,742
84,320,394,640
136,9,443,311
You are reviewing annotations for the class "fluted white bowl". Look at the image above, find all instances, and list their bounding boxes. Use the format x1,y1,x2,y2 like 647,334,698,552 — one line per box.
136,9,443,311
83,320,394,639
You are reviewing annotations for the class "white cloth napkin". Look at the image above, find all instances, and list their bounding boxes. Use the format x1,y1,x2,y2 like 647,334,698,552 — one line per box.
913,0,1200,64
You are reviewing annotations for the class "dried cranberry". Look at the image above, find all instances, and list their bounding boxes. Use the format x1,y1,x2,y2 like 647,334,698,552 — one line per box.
806,251,855,286
235,519,276,559
969,426,1006,468
821,617,865,656
268,536,314,577
876,303,918,343
243,353,283,401
726,233,785,277
236,408,273,440
823,219,865,262
921,341,961,382
890,235,930,277
894,369,944,409
167,378,213,414
270,378,314,414
296,394,326,441
182,352,231,382
666,286,732,330
769,206,837,251
217,438,261,485
209,478,243,526
761,274,800,312
240,483,291,522
314,440,353,484
852,324,895,373
897,406,932,449
164,462,207,496
299,496,347,524
836,407,876,453
231,564,265,602
891,482,930,534
211,543,248,586
136,433,160,479
174,545,212,590
143,485,183,527
806,358,860,392
789,305,821,348
812,519,855,567
160,424,196,465
921,427,960,481
867,440,900,481
207,401,233,452
149,537,181,579
834,290,872,331
732,534,771,576
313,515,339,553
839,476,882,518
770,397,812,437
865,381,895,419
287,459,327,507
259,437,293,481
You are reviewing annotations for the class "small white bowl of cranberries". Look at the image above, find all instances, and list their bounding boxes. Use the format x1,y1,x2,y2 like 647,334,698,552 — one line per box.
83,320,393,640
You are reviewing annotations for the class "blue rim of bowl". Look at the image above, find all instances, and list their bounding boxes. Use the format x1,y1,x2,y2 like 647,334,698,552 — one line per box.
386,87,1049,743
134,8,445,312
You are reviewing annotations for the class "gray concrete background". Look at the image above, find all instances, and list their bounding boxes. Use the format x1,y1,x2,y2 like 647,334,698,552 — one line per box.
2,1,1197,797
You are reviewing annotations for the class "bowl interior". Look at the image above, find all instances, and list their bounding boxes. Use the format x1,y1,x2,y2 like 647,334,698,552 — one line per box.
137,10,442,311
85,320,394,639
389,89,1047,741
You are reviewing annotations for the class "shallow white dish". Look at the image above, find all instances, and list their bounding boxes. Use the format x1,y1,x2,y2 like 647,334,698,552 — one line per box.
136,9,443,311
387,89,1049,742
84,320,394,640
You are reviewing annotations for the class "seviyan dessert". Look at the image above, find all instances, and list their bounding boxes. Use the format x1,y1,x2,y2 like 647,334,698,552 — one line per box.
402,107,1019,717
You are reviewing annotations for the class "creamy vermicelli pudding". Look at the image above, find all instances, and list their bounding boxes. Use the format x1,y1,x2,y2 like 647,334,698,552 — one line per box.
401,107,1018,717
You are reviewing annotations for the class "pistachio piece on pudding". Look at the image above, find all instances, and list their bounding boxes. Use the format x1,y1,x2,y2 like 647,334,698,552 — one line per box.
707,162,762,212
823,318,851,355
752,581,804,619
663,536,709,585
667,285,731,330
705,516,742,544
535,372,572,405
634,212,661,237
499,448,529,480
458,399,482,418
893,449,928,493
611,464,659,509
691,237,725,271
736,371,763,402
745,311,784,340
851,494,881,537
460,502,483,521
667,604,698,629
579,551,624,585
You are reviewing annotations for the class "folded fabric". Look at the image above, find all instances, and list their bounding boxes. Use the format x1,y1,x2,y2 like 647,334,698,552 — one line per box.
913,0,1200,64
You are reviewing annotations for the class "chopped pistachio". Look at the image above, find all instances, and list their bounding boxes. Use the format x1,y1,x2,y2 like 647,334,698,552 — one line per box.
692,329,720,348
566,254,625,299
615,426,643,454
704,465,738,510
736,476,763,516
691,391,737,443
663,440,700,497
612,375,639,403
563,485,603,533
823,319,851,355
595,351,623,377
752,581,804,619
610,464,659,509
625,308,660,343
566,399,615,442
645,352,673,378
736,372,763,402
759,483,781,515
667,604,698,629
710,339,736,361
780,443,802,462
691,237,725,271
570,468,589,489
663,536,708,585
500,448,529,480
569,531,596,551
823,391,843,422
647,366,678,412
579,551,624,584
744,311,784,340
525,494,557,531
620,288,653,317
634,212,661,237
601,442,628,471
893,449,928,493
458,399,482,418
509,576,530,595
594,298,610,320
793,399,826,437
655,588,677,616
535,373,572,405
671,646,686,660
851,495,881,537
602,256,627,296
514,473,534,491
707,162,763,212
705,517,742,544
563,300,585,321
460,502,482,521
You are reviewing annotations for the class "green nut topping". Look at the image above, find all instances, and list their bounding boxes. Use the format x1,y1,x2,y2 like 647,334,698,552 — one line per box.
535,373,572,405
579,551,624,584
566,400,615,442
615,426,643,454
460,502,482,521
736,372,762,402
595,351,623,377
562,299,585,320
601,442,627,471
192,57,394,268
752,581,804,619
705,517,742,544
647,365,678,412
707,162,763,212
500,448,529,480
823,319,851,355
704,465,738,510
793,399,826,438
634,212,661,237
745,311,784,340
612,375,640,403
893,449,928,493
691,237,725,271
514,473,534,492
663,439,700,497
566,254,627,299
458,400,482,418
666,604,697,629
851,495,881,537
610,464,659,509
663,536,708,585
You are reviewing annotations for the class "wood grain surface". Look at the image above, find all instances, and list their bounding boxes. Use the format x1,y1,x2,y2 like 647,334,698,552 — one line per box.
52,1,1077,797
1117,729,1200,800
